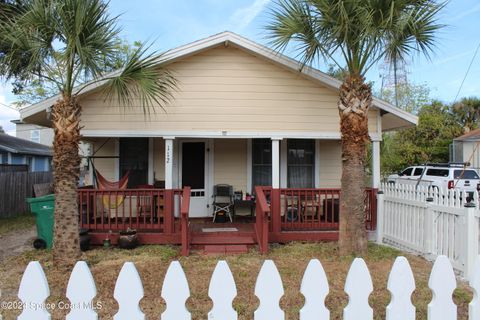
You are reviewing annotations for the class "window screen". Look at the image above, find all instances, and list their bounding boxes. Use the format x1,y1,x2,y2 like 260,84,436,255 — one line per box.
252,139,272,188
287,139,315,188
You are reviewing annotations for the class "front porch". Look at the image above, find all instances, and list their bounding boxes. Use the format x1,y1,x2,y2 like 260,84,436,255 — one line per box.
78,186,377,255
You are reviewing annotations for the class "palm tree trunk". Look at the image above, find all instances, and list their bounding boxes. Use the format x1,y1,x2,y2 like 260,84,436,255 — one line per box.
337,75,372,256
51,96,81,266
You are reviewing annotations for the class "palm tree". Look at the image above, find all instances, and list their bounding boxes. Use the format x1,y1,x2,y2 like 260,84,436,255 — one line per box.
266,0,445,255
0,0,176,266
452,97,480,133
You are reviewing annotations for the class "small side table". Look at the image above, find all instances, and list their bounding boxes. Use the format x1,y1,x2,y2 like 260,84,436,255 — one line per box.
233,199,255,221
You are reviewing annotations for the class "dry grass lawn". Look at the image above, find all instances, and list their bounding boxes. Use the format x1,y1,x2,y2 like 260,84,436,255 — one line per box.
0,214,35,236
0,242,473,320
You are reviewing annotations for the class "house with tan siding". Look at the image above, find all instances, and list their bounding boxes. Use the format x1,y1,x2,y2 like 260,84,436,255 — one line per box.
19,32,417,252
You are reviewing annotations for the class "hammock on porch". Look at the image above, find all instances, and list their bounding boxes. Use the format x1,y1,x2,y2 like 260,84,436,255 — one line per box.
95,170,130,209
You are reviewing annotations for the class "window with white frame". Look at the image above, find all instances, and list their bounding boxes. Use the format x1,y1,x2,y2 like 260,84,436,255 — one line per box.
287,139,315,188
252,139,272,188
30,130,40,143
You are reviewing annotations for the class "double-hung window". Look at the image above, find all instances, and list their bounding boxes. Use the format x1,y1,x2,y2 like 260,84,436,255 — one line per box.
30,130,40,143
287,139,315,188
252,139,272,188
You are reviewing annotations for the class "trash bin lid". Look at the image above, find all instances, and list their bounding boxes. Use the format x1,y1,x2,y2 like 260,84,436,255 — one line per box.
26,194,55,203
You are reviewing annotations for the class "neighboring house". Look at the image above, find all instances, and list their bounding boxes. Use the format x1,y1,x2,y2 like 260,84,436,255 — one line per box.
0,132,52,172
18,32,417,249
11,119,92,182
11,119,54,146
451,128,480,169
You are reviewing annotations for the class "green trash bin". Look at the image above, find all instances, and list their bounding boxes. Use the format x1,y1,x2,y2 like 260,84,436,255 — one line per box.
26,194,55,249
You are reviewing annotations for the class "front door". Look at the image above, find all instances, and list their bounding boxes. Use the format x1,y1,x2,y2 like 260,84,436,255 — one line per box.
181,141,208,217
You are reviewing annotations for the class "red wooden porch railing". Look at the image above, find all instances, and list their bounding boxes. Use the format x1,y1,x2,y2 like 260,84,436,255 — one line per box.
276,188,341,231
255,186,271,254
78,188,183,232
180,186,191,256
257,187,377,233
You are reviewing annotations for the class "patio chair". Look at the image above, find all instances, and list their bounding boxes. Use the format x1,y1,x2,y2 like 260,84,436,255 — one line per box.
212,184,234,222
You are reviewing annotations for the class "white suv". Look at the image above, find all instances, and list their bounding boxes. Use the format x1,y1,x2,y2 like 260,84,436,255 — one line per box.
388,163,480,198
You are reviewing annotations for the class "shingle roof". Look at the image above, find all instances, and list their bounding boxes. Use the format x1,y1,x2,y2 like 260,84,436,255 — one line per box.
454,128,480,141
0,133,53,156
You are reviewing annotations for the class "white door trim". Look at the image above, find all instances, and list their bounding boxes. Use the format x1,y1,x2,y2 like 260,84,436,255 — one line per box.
178,139,212,217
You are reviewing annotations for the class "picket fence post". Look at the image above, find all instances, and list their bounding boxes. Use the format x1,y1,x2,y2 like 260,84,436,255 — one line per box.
113,262,144,320
208,261,237,320
66,261,97,320
428,256,457,320
470,256,480,319
17,261,51,320
254,260,284,320
161,261,191,320
343,258,373,320
386,257,415,320
299,259,329,320
424,196,435,255
464,201,478,281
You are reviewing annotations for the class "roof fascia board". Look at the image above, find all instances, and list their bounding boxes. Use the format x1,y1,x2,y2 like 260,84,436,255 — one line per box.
0,145,18,153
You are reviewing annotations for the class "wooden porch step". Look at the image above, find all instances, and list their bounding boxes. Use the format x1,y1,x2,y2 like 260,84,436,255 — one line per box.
203,244,249,255
190,234,256,245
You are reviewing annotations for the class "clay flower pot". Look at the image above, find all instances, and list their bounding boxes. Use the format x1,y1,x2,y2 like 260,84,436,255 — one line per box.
118,228,139,249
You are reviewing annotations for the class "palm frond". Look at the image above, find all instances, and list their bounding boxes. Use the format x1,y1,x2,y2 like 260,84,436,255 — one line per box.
265,0,446,76
101,43,177,114
0,0,57,83
265,0,335,67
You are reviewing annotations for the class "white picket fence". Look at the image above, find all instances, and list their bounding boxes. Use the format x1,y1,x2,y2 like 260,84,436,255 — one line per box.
377,183,480,278
11,255,480,320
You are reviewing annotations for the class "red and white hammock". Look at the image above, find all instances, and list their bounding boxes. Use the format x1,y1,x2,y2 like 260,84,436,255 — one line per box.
95,170,130,209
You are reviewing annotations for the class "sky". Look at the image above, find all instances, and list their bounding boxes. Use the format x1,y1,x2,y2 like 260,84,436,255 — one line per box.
1,0,479,135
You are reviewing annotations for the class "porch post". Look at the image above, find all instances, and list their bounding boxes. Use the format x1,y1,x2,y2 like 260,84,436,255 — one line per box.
164,137,174,189
271,138,281,188
372,140,381,189
271,138,282,234
164,137,175,235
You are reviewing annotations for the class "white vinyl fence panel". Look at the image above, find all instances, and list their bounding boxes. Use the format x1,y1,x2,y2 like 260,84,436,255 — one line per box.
12,256,480,320
378,183,480,278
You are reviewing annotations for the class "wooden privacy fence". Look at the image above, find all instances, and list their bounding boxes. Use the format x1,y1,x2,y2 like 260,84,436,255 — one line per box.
14,255,480,320
0,171,52,218
377,183,480,279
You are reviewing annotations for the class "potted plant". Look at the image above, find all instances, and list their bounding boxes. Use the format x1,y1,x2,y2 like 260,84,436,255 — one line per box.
118,228,139,249
103,230,112,248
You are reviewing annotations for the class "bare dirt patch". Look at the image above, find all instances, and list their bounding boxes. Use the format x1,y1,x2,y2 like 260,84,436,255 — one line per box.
0,226,36,261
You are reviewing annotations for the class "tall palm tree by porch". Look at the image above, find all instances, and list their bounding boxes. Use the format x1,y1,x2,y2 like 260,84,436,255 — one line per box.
0,0,176,265
266,0,445,255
